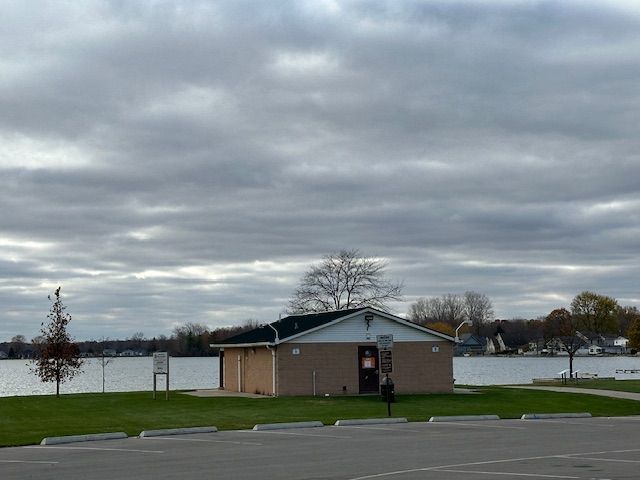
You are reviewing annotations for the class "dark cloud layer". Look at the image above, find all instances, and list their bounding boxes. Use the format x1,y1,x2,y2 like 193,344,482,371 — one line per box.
1,1,639,340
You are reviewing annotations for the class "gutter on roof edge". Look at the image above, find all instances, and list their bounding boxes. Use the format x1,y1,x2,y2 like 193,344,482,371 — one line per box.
209,342,276,349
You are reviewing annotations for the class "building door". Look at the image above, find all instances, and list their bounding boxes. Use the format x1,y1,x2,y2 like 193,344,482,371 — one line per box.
358,346,379,393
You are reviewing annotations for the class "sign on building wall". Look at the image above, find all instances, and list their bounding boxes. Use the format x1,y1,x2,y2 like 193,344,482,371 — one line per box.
377,334,393,374
380,349,393,374
376,334,393,350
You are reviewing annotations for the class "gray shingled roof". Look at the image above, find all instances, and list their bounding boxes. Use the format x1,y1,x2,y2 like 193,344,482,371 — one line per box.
212,307,455,346
215,308,368,345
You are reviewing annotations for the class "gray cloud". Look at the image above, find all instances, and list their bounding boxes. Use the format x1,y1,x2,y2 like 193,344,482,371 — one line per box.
1,0,639,340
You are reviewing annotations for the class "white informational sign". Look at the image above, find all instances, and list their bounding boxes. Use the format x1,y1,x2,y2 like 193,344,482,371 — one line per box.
153,352,170,400
377,334,394,350
153,352,169,374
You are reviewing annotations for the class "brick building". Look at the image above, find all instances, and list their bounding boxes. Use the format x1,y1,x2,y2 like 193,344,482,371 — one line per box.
211,307,454,396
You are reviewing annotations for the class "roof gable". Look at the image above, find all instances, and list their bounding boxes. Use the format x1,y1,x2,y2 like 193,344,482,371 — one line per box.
213,308,367,346
212,307,454,347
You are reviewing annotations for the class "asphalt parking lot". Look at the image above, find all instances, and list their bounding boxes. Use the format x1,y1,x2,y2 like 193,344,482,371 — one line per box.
2,416,640,479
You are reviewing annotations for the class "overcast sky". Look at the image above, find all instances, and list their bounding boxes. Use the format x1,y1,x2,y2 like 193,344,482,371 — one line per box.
2,0,639,341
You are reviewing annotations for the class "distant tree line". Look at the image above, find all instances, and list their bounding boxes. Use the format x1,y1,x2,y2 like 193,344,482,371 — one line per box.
542,291,640,377
2,321,258,359
407,291,640,356
408,292,494,335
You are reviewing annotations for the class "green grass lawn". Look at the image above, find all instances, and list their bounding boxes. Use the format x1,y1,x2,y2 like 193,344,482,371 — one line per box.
535,379,640,393
2,387,640,447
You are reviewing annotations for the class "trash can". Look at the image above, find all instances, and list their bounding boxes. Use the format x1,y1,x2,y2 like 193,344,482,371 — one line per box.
380,376,395,403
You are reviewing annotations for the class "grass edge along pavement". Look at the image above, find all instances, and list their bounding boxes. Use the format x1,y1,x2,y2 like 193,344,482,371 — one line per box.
2,386,640,447
530,378,640,394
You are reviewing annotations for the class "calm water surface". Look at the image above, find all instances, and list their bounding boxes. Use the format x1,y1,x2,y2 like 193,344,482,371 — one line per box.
0,357,218,397
2,355,640,397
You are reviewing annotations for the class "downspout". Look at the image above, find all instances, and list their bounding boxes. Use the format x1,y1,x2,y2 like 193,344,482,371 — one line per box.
267,322,279,343
266,344,277,396
219,348,224,389
266,322,279,396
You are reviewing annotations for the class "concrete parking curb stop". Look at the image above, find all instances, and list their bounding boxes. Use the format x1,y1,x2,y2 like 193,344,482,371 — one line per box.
334,418,408,426
253,421,324,431
521,412,592,420
40,432,128,445
429,415,500,422
139,426,218,437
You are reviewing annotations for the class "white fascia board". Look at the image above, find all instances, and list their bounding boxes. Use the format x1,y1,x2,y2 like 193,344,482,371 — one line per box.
280,309,368,343
383,315,456,342
209,342,274,349
281,307,455,344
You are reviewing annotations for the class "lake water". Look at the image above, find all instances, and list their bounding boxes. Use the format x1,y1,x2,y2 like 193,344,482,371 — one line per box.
0,357,219,397
2,355,640,397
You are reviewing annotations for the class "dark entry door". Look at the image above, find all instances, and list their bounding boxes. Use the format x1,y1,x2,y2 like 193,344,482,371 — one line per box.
358,346,379,393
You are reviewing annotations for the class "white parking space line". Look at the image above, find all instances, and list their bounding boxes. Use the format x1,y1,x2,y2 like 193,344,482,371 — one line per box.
347,448,640,480
427,422,526,430
236,430,351,439
141,436,263,446
528,419,616,428
564,448,640,456
0,459,59,464
433,469,580,478
330,425,424,433
24,445,164,454
348,455,562,479
558,455,640,463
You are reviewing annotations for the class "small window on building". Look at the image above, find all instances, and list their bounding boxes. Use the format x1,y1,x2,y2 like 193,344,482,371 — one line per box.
432,345,440,353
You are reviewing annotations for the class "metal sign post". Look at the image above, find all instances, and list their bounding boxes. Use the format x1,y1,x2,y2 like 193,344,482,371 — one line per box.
153,352,169,400
385,374,391,417
377,335,394,416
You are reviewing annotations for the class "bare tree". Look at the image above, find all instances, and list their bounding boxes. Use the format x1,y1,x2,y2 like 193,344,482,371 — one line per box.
288,249,403,314
543,308,584,378
407,298,432,324
31,287,83,397
173,322,210,356
408,294,465,327
130,331,145,347
10,335,26,358
464,291,494,335
99,337,114,393
442,293,466,326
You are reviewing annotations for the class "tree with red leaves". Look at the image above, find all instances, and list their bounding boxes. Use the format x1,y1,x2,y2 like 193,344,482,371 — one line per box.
32,287,83,397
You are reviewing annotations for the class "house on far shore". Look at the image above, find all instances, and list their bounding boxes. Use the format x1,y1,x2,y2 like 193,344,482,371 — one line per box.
0,351,8,360
454,333,485,356
210,307,455,396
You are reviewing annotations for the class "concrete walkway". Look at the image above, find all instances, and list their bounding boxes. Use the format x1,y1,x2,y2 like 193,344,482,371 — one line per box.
182,389,269,398
506,385,640,401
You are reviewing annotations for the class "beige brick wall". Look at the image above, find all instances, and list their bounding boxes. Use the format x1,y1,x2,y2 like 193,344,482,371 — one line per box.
222,347,274,395
277,342,453,396
392,342,453,393
277,343,360,396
